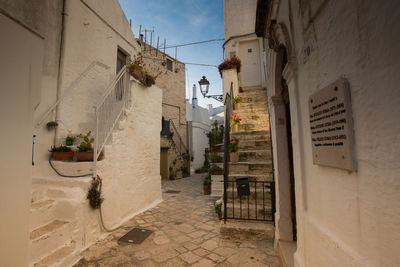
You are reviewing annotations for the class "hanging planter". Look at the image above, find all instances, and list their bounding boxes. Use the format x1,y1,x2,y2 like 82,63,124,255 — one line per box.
46,121,58,131
228,139,239,162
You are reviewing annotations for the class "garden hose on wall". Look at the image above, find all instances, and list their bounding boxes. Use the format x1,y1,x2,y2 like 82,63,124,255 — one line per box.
49,155,122,232
98,178,123,232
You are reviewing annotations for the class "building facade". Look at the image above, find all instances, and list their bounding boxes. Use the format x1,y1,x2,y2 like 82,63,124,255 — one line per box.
255,0,400,266
0,0,163,266
140,44,189,180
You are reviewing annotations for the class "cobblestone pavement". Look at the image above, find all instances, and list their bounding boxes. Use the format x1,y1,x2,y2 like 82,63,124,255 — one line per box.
75,174,282,266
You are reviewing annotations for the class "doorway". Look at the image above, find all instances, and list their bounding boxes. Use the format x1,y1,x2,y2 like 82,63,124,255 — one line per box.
280,47,297,241
239,39,262,87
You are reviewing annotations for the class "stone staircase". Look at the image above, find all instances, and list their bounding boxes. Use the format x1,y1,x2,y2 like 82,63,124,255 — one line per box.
223,86,274,226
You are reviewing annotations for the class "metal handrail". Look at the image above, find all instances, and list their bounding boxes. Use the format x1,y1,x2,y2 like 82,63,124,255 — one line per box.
223,82,234,223
93,66,130,176
35,61,109,127
169,119,188,156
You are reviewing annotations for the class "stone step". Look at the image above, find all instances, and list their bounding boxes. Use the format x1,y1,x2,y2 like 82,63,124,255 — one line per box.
33,243,79,267
235,102,268,111
233,106,269,115
235,150,272,162
231,130,270,140
240,86,267,93
237,93,268,104
238,139,270,151
220,220,274,241
232,122,269,132
30,199,56,230
232,113,269,126
229,161,273,175
30,220,73,264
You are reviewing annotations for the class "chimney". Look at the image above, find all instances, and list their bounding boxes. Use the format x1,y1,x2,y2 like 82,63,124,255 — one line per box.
192,84,198,107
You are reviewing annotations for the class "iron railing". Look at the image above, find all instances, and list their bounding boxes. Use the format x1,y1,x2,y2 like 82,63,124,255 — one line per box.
224,180,275,222
35,61,109,128
223,82,234,222
169,119,188,158
93,65,130,176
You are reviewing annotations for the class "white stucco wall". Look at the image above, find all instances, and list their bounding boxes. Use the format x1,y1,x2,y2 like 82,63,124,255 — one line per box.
0,12,44,267
98,80,162,229
223,0,267,88
186,102,211,170
266,1,400,266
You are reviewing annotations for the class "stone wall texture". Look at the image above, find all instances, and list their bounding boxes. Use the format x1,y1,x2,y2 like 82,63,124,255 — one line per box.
264,0,400,266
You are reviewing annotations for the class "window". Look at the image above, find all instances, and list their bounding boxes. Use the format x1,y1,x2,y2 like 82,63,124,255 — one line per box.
115,49,127,100
166,58,173,71
116,49,127,74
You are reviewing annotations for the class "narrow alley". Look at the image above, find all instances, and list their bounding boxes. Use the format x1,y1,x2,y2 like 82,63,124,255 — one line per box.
74,174,282,266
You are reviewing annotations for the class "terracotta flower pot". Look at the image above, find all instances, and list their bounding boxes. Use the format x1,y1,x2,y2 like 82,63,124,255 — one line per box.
129,66,143,81
230,152,239,162
234,103,241,110
217,212,222,220
75,151,94,162
52,151,74,161
203,186,211,195
210,170,224,175
231,124,239,132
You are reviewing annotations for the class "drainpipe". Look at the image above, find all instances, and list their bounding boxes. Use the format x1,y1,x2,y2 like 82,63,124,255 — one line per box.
54,0,67,146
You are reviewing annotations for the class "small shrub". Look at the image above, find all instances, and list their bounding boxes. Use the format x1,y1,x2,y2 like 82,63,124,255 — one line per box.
49,145,72,152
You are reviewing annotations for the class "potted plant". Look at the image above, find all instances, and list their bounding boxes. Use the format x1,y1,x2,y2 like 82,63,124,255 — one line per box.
218,55,241,76
65,134,76,146
228,138,240,162
230,114,242,132
50,145,74,161
203,174,211,195
46,121,58,131
210,152,223,163
233,94,242,110
128,53,145,81
209,164,223,175
75,131,94,161
214,201,223,220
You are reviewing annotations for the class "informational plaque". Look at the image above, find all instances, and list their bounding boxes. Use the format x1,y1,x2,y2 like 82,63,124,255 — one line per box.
309,79,356,171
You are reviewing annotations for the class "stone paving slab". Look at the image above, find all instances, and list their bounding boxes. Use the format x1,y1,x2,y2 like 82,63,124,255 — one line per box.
74,174,282,266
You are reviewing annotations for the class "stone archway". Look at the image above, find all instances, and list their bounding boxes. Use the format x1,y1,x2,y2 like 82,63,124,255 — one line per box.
266,22,297,243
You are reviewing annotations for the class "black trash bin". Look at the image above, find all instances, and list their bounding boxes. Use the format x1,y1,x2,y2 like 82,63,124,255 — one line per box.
236,176,250,196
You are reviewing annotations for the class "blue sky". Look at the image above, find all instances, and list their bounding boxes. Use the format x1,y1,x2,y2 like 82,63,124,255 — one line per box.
118,0,224,108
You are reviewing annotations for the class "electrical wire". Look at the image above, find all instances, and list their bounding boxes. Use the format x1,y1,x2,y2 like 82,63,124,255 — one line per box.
159,38,224,49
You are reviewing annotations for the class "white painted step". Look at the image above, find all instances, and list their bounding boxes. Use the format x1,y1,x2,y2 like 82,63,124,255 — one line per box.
30,220,74,264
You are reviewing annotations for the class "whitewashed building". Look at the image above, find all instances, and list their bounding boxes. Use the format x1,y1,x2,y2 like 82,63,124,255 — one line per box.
0,0,163,266
186,85,212,172
253,0,400,266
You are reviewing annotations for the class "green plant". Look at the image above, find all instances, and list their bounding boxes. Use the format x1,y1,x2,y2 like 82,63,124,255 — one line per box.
210,153,223,163
230,114,241,125
49,145,72,152
87,176,103,209
203,174,211,187
233,95,242,104
214,202,222,214
65,135,76,146
228,139,239,153
209,164,222,173
77,131,94,152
